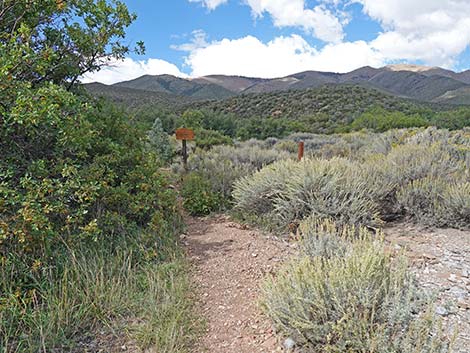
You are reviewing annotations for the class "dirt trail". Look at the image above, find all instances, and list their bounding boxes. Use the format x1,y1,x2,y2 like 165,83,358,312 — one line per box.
184,215,291,353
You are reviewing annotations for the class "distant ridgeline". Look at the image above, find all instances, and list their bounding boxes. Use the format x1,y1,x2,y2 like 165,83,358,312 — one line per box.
85,65,470,140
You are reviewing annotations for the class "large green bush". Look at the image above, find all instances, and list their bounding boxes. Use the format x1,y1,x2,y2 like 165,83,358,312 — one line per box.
0,2,194,351
181,173,221,216
0,83,187,350
0,86,179,258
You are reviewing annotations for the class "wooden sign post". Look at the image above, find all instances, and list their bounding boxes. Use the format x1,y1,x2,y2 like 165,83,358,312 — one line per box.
176,128,195,170
298,141,305,161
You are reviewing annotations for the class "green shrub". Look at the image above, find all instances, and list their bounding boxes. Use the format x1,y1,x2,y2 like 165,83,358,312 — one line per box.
147,118,174,163
298,217,361,259
262,221,450,353
0,2,196,351
351,107,429,132
233,160,302,224
0,91,188,350
274,158,381,227
195,128,233,149
181,173,221,216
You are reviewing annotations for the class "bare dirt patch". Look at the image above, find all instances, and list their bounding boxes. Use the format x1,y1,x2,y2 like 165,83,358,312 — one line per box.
184,215,292,353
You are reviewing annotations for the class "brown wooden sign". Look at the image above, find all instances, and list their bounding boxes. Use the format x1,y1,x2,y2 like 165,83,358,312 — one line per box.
176,128,195,141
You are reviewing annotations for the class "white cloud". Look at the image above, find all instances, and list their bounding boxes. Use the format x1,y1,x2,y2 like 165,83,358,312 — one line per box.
245,0,345,43
188,0,345,43
183,34,383,78
84,0,470,84
354,0,470,67
188,0,228,10
81,58,187,85
171,29,209,52
189,0,470,67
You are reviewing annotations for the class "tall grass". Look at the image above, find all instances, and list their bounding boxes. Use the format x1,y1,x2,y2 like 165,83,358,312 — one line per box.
0,235,196,353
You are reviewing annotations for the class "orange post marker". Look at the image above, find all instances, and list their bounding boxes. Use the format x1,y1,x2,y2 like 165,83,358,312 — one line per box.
298,141,305,161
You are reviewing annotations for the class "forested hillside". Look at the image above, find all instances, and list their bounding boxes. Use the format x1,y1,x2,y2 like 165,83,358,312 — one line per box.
88,82,470,142
194,84,427,120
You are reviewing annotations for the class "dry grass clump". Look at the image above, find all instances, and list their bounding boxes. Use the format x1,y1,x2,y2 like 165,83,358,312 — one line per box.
262,219,452,353
1,244,196,353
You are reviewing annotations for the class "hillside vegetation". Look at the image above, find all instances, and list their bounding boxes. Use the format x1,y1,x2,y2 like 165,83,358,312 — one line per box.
85,82,195,111
89,79,470,140
193,84,430,126
114,74,236,100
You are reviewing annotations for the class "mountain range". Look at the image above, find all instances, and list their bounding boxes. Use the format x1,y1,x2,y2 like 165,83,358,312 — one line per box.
86,64,470,105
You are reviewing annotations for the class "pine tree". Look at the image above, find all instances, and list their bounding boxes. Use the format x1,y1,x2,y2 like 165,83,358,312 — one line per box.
148,118,174,163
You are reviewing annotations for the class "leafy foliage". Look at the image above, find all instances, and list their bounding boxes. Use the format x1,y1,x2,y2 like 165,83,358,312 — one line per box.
351,107,429,132
148,118,174,163
0,0,142,87
181,173,221,216
0,1,195,351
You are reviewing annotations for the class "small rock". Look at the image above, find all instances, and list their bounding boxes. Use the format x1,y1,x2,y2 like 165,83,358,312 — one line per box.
284,337,296,350
435,306,448,316
457,299,470,310
252,253,258,258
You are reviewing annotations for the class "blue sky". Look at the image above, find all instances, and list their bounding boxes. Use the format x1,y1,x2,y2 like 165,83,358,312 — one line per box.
84,0,470,84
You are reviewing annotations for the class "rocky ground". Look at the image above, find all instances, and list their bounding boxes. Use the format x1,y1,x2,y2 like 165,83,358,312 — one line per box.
384,223,470,353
